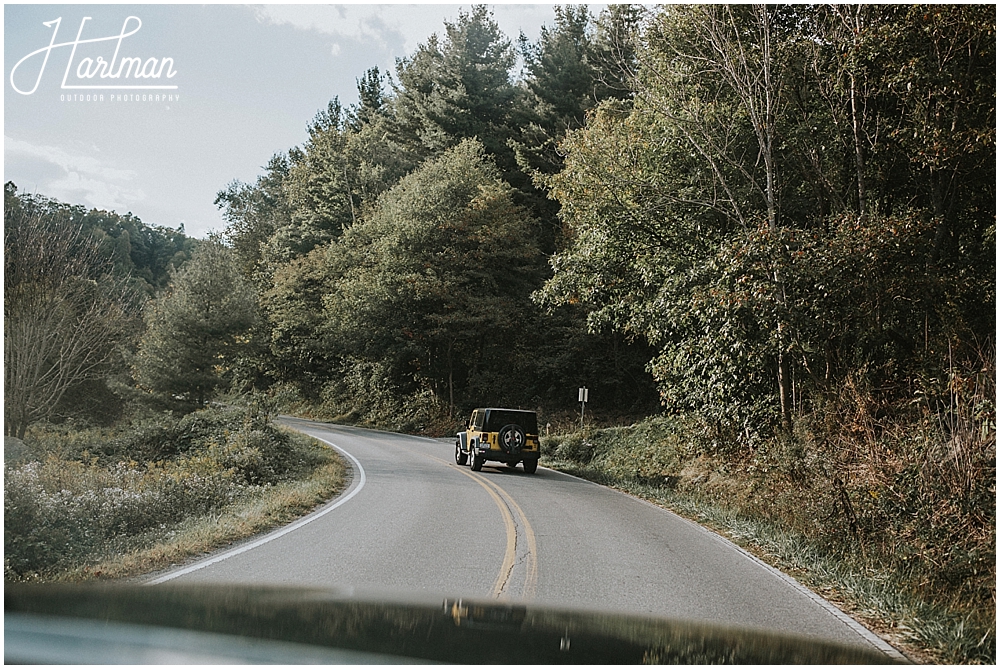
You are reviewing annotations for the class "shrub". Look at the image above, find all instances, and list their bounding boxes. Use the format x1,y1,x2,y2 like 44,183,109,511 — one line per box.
109,408,241,461
4,401,309,580
4,456,237,578
542,416,699,477
539,351,995,663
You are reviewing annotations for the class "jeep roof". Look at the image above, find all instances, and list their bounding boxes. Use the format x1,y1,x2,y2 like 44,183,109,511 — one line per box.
470,408,538,434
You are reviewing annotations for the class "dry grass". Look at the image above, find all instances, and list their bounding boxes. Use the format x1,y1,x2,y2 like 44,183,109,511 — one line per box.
539,351,996,665
5,405,349,583
60,455,347,582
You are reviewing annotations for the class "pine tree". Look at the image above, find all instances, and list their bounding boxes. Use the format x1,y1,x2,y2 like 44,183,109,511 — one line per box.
134,242,258,408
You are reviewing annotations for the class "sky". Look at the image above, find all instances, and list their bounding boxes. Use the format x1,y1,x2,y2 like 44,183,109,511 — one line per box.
4,4,593,238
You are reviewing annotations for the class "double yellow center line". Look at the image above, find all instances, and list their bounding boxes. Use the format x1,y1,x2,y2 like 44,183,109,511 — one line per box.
422,451,538,600
454,466,538,600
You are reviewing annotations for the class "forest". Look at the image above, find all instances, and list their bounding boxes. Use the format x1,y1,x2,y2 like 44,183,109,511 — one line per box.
4,5,995,662
210,4,993,436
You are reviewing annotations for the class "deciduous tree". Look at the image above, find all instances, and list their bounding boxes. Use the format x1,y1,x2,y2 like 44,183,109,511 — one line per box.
322,139,544,415
541,4,994,437
4,196,140,438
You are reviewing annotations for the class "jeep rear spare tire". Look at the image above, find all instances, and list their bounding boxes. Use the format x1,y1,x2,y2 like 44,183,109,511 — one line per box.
498,424,525,454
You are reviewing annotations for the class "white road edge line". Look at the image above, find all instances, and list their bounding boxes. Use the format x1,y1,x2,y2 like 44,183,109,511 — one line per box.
145,435,365,585
695,521,910,663
543,466,908,663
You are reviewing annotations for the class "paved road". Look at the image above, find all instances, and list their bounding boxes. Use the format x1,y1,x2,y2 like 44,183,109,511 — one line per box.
147,419,899,658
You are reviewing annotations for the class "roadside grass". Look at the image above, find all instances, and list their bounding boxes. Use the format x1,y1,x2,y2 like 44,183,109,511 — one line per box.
64,445,346,582
4,404,348,584
541,417,995,665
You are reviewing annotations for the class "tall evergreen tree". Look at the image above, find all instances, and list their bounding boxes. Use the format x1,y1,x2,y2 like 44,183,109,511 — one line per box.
513,4,646,252
134,242,258,408
349,66,388,130
392,7,519,171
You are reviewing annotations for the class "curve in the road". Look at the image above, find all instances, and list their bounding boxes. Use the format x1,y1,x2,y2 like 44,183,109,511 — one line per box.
451,462,518,597
142,421,905,662
146,434,368,585
545,465,907,662
483,474,539,599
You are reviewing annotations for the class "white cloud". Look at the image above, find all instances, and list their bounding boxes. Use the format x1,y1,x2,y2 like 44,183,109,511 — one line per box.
48,171,147,212
4,136,145,212
5,137,134,181
247,4,559,60
250,5,415,52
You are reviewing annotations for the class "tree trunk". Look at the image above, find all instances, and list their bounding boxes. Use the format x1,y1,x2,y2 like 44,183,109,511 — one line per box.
755,5,792,431
849,71,868,219
843,6,869,220
778,352,793,430
929,168,952,265
447,339,454,419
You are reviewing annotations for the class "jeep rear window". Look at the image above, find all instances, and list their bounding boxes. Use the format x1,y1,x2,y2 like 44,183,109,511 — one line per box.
484,410,537,434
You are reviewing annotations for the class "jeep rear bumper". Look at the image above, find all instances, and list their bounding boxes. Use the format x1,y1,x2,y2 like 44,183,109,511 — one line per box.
458,433,539,465
475,448,538,465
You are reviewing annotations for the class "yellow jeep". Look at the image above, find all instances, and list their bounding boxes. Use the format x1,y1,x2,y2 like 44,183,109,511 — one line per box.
455,408,540,474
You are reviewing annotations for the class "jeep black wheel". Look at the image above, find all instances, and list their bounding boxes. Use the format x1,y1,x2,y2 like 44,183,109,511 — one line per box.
498,424,526,455
455,441,468,466
471,452,484,472
523,459,538,474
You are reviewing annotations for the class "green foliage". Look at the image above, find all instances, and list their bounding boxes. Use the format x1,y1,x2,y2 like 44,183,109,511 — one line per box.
4,403,312,580
279,104,418,262
4,193,144,438
392,6,518,164
4,183,198,434
218,94,418,279
542,5,995,436
513,5,646,250
216,153,293,279
253,129,659,424
317,358,405,423
283,98,357,243
212,7,660,420
134,242,258,409
6,182,197,296
351,66,388,129
521,5,597,133
542,416,704,476
320,139,545,414
260,249,338,395
528,305,659,412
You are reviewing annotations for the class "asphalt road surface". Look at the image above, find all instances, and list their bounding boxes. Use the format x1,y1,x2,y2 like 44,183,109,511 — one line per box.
146,419,901,658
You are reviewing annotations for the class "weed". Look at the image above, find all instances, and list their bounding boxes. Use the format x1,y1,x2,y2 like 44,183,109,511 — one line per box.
4,403,344,581
541,387,996,665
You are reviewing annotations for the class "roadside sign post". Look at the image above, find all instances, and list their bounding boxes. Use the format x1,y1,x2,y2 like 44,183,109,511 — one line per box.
578,387,588,430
